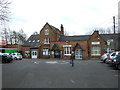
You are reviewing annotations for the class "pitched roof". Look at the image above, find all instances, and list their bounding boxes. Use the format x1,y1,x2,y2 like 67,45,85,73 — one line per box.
44,22,59,31
58,35,90,41
49,24,59,30
100,34,118,41
72,43,82,51
23,34,40,48
58,33,119,42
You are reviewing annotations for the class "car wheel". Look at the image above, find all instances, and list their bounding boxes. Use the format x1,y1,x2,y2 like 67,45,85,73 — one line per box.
2,60,4,63
14,57,17,60
8,61,10,63
103,59,106,63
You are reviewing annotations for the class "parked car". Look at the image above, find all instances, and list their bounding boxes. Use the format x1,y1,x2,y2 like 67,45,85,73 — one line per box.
112,54,120,70
0,54,13,63
11,53,22,60
106,51,120,64
100,53,109,63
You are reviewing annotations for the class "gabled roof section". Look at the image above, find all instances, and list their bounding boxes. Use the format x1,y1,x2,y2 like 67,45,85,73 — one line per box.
23,34,40,48
58,35,90,41
72,43,82,51
42,22,59,31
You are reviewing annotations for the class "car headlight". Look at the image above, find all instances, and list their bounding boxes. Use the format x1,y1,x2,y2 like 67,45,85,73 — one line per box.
113,59,117,62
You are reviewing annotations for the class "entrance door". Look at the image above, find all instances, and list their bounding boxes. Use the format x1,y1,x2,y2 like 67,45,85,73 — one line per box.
75,49,82,59
54,50,60,58
31,51,37,59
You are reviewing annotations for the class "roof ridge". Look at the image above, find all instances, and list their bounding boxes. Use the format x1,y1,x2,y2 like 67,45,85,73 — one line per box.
49,24,59,30
62,35,91,37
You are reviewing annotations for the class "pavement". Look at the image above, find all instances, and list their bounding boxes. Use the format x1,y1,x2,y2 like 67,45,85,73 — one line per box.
2,59,119,88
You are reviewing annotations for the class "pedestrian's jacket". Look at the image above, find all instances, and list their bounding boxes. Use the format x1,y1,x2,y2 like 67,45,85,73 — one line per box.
70,54,75,60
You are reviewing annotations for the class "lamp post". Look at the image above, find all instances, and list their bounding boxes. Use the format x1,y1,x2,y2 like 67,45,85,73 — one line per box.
107,40,110,53
113,16,116,51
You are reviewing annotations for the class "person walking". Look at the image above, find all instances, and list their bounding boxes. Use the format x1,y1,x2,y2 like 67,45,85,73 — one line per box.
70,51,75,67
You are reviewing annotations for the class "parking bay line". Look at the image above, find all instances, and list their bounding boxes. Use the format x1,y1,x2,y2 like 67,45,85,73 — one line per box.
70,80,76,84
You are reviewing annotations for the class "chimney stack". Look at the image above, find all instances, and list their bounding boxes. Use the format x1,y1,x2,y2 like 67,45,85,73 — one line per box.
60,24,64,35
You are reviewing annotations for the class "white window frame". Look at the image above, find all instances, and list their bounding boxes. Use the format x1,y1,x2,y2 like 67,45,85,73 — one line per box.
91,46,101,56
44,38,50,44
91,42,100,45
45,29,49,35
63,45,71,55
42,49,50,55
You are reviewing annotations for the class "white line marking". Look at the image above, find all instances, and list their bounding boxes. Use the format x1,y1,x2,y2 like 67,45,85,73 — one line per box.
34,62,39,64
45,61,58,64
70,80,75,83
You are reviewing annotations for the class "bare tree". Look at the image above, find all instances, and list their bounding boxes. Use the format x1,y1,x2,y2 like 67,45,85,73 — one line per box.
86,28,114,35
64,30,69,36
3,28,8,44
9,29,13,44
12,30,18,44
18,29,27,44
0,0,11,22
0,0,11,43
33,31,38,35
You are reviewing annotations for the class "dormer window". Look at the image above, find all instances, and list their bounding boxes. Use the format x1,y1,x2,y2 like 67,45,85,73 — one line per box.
45,29,49,35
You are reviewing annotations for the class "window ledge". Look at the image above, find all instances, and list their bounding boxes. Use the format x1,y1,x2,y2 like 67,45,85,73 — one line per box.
64,54,71,56
44,43,50,44
91,54,101,56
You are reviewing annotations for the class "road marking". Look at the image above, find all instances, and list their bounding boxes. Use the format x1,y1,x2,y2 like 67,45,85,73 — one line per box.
45,61,58,64
59,63,68,64
59,61,68,64
70,80,75,84
34,62,39,64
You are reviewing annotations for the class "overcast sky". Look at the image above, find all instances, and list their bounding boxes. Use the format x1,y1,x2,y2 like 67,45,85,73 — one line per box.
8,0,120,37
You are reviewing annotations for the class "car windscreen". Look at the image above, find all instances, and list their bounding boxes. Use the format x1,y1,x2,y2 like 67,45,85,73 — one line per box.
111,53,116,56
17,53,21,55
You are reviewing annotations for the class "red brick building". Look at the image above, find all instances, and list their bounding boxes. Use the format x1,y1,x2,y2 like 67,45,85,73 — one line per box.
22,23,119,59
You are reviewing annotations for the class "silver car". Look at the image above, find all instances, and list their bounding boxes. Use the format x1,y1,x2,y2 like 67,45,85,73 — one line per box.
11,53,22,60
106,51,120,64
100,53,109,63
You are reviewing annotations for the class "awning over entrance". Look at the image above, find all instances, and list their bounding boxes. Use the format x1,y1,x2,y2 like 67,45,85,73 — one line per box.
72,43,82,51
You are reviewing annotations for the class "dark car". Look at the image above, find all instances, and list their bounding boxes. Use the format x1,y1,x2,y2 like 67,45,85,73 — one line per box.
0,54,13,63
112,54,120,70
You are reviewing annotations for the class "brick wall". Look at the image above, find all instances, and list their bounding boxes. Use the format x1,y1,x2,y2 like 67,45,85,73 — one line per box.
51,41,88,59
22,46,31,58
39,23,62,59
87,31,106,59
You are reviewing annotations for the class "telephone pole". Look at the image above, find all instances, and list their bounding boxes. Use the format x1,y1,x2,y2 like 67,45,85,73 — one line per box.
113,16,116,51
